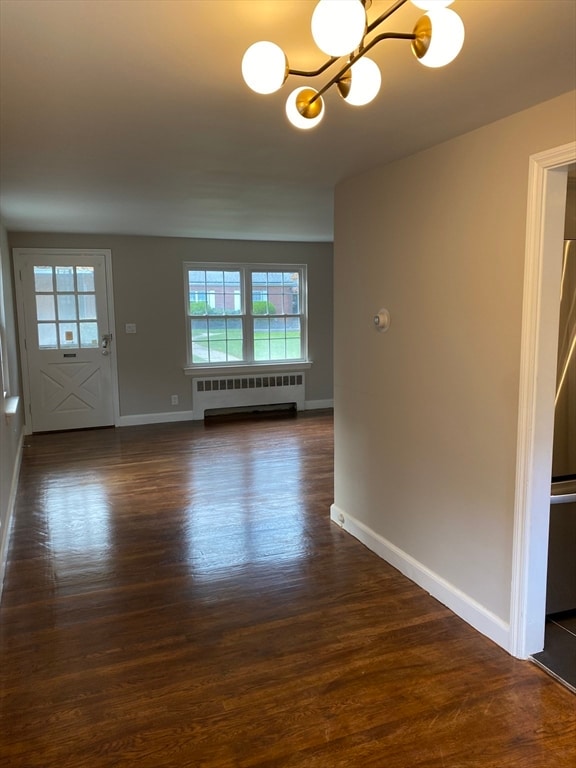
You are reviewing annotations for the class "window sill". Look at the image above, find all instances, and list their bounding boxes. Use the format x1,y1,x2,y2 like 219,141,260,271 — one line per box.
184,361,312,377
3,395,20,418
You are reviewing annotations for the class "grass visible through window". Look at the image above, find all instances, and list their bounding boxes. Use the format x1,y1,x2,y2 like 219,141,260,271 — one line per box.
192,330,300,363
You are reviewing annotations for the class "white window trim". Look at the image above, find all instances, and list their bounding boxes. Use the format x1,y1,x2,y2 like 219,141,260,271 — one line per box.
183,262,311,372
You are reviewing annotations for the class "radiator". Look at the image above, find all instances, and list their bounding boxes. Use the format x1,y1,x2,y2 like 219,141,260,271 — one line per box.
193,372,305,418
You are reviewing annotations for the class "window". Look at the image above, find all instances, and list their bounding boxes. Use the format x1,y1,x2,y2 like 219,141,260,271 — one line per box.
185,264,307,367
33,265,99,349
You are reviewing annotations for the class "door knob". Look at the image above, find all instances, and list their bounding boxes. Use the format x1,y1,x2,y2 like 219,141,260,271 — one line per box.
101,333,112,355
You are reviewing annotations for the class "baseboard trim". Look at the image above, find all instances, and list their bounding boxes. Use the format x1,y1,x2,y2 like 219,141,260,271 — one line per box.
0,427,25,601
117,410,197,427
330,504,511,653
117,401,334,427
304,399,334,411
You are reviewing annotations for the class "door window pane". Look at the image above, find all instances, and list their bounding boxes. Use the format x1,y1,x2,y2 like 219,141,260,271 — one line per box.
59,323,78,347
38,323,58,349
78,294,97,320
56,266,75,292
33,262,101,350
76,267,95,292
57,294,77,321
36,295,56,322
34,266,53,292
80,322,99,348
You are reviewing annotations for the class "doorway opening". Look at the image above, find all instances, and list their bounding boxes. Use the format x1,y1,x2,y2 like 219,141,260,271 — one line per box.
510,142,576,667
531,229,576,692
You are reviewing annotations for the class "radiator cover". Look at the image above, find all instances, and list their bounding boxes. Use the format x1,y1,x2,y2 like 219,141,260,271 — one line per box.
193,372,305,417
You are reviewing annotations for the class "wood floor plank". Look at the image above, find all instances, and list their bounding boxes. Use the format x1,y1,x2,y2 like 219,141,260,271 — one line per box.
1,412,574,767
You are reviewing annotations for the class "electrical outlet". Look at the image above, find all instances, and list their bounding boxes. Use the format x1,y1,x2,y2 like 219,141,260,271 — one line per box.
171,395,179,406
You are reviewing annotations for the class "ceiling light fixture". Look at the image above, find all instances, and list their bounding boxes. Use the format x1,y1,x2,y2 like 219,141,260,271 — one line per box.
241,0,465,130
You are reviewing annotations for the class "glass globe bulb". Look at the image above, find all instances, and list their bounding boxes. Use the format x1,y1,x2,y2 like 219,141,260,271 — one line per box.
411,0,454,9
311,0,366,57
415,8,465,68
285,87,324,130
241,41,288,94
343,57,381,106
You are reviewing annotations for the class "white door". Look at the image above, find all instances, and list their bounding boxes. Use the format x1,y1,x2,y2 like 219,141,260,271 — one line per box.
14,249,117,432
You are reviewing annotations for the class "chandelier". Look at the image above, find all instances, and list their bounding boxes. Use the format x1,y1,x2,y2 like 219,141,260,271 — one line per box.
241,0,465,130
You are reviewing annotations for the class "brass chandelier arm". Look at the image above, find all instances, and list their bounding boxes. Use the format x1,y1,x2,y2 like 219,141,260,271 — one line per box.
287,0,413,81
366,0,411,35
288,57,340,79
357,30,417,58
307,31,417,106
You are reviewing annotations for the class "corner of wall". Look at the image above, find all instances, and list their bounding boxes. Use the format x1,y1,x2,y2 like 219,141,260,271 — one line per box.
330,504,512,654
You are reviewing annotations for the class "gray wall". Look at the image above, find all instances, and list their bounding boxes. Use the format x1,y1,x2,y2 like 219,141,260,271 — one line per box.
7,234,333,418
0,219,24,592
333,91,575,631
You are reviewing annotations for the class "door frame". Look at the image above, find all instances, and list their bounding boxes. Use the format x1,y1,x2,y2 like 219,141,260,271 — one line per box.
13,248,120,435
510,141,576,658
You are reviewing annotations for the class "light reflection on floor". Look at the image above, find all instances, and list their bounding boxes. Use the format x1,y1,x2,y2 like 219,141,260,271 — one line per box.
183,436,307,577
29,426,314,592
43,474,111,579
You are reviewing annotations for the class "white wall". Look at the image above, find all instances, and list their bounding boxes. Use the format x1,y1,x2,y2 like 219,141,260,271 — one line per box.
0,220,24,596
332,91,576,649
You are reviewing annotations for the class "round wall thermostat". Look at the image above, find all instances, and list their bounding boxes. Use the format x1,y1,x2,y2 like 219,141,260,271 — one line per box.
373,308,391,332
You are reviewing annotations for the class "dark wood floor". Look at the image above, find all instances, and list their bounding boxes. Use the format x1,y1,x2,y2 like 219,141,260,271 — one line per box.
1,411,575,767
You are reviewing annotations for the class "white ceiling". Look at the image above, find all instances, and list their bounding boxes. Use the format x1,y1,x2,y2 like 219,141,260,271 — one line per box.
0,0,575,242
